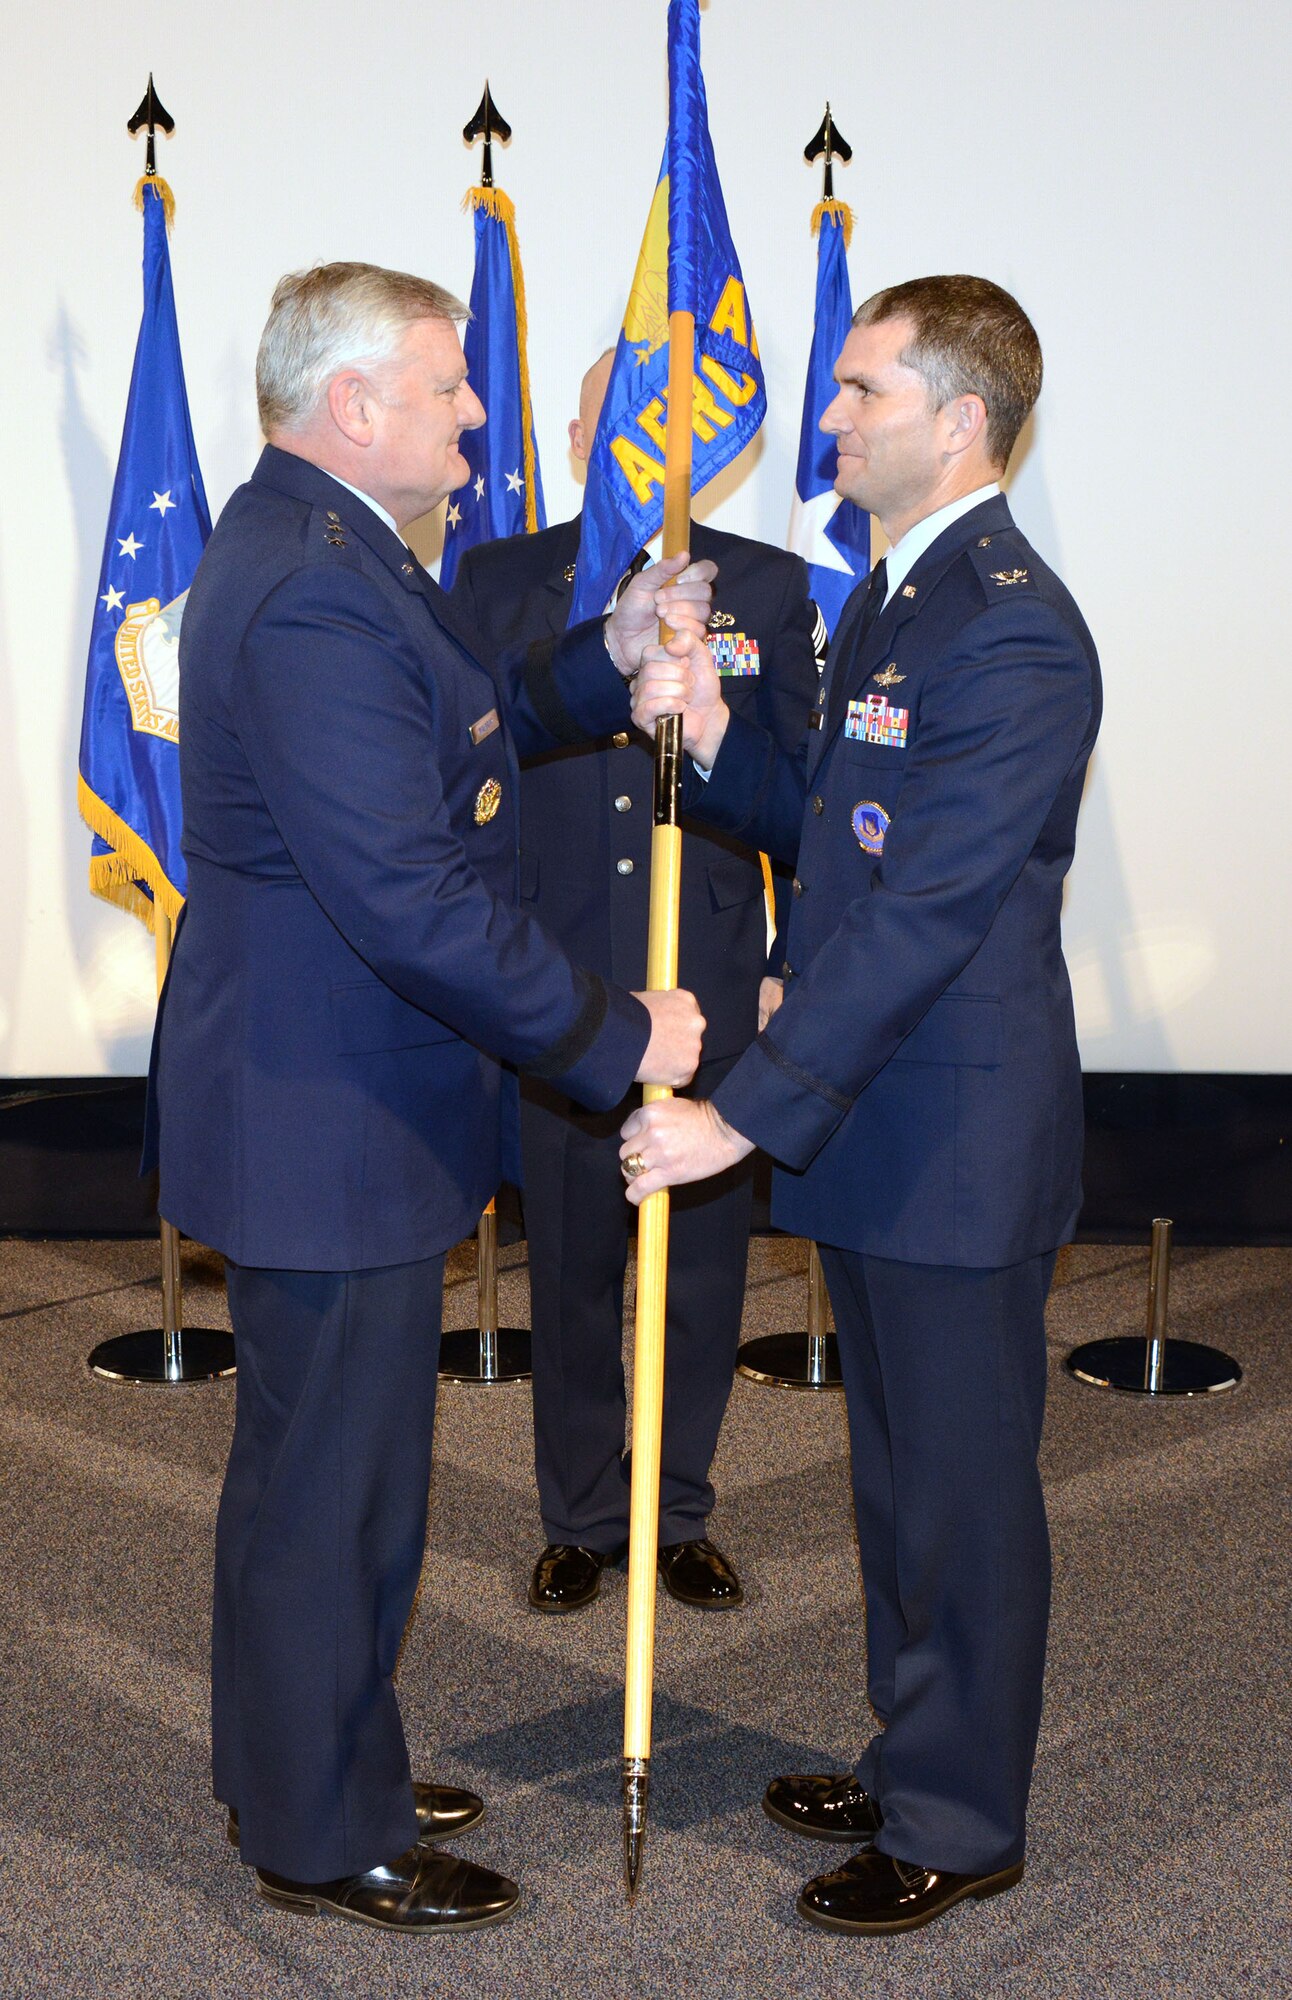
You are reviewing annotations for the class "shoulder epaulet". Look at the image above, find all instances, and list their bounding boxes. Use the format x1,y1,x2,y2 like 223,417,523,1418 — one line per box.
966,529,1039,601
308,503,363,567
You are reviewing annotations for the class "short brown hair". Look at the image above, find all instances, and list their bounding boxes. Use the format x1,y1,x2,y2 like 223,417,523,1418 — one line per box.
853,275,1042,467
256,262,469,432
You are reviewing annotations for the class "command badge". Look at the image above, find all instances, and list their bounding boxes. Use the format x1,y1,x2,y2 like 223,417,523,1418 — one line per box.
708,609,736,630
872,662,906,688
852,801,890,855
474,776,502,825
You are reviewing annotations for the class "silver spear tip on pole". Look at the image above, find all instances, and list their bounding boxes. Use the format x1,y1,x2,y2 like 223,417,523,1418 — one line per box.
622,1757,650,1900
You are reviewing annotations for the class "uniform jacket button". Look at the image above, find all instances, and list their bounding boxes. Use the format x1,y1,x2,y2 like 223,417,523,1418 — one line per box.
614,794,632,812
792,878,803,896
616,858,634,875
812,795,825,815
612,732,630,748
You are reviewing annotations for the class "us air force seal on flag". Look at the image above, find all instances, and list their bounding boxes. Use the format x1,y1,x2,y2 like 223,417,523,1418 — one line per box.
113,590,188,743
852,801,889,855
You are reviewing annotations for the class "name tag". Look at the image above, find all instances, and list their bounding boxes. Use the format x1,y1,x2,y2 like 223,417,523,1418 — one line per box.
845,693,908,749
469,708,499,746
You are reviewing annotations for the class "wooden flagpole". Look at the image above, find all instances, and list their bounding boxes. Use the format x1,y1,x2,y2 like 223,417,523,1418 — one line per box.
622,307,695,1899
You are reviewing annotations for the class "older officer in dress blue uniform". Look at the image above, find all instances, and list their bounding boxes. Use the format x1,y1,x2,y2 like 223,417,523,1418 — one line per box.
625,276,1101,1936
149,264,713,1935
452,351,819,1614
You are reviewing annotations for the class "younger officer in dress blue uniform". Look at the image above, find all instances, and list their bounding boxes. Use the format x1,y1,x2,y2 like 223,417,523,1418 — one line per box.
453,351,819,1612
148,265,714,1936
625,276,1101,1937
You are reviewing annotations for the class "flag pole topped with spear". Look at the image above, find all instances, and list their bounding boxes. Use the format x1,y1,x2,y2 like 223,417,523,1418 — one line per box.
622,0,703,1902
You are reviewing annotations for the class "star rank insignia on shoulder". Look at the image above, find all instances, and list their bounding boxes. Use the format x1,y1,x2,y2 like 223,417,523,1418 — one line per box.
323,509,347,550
990,568,1029,587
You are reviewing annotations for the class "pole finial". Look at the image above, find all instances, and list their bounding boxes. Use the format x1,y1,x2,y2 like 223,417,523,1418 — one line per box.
804,101,852,202
463,81,512,190
127,74,175,179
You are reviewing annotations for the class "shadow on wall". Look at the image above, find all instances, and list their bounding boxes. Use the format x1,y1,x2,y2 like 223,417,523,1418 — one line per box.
0,520,24,1070
1007,411,1176,1072
53,302,156,1076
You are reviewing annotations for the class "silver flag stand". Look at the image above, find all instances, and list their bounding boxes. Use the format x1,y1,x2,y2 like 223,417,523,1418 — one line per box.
1066,1217,1241,1396
736,1240,843,1390
89,1218,236,1384
438,1202,532,1383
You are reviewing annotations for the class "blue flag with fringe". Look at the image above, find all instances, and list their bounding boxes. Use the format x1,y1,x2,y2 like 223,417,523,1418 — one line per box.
439,186,545,590
787,200,871,636
569,0,765,624
77,174,210,929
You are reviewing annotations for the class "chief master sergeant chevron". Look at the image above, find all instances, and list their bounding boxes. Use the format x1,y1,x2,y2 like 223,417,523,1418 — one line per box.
145,262,715,1937
624,275,1102,1938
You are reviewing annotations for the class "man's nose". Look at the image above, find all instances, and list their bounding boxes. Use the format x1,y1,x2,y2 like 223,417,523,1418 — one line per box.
461,386,487,430
819,391,846,436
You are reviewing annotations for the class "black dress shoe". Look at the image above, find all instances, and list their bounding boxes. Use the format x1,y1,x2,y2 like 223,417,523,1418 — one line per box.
528,1543,623,1612
763,1773,882,1843
657,1537,743,1608
797,1847,1024,1934
227,1780,484,1850
256,1842,518,1933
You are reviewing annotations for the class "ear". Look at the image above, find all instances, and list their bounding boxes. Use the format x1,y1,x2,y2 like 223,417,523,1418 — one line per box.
942,394,988,460
326,370,375,448
568,416,586,461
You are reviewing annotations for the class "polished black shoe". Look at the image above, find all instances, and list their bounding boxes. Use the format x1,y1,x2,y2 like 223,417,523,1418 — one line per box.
763,1772,882,1843
528,1542,623,1612
797,1847,1024,1935
657,1537,743,1608
227,1780,484,1850
256,1842,518,1933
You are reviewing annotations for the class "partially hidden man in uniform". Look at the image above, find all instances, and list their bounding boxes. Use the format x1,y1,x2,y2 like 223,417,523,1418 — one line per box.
624,277,1101,1936
147,264,716,1936
453,350,819,1613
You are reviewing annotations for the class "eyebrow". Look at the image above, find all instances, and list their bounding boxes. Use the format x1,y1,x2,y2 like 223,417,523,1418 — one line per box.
835,370,877,391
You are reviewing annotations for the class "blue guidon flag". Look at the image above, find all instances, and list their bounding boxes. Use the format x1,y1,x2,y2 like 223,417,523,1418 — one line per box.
787,199,871,637
569,0,765,625
77,173,210,929
438,184,546,590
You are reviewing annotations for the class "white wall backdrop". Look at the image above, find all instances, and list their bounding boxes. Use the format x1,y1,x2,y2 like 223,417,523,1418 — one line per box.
2,0,1288,1077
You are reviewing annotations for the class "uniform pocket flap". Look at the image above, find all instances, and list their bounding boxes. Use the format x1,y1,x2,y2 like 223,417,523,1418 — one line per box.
707,850,764,911
892,993,1002,1068
330,980,459,1055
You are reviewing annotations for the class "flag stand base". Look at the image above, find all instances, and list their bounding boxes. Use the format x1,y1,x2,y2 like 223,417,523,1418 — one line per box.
736,1328,842,1390
438,1327,531,1383
88,1328,236,1385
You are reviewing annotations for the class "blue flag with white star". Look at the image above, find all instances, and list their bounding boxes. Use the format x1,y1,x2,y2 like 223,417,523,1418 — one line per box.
77,175,210,929
438,186,545,590
787,200,870,636
569,0,765,624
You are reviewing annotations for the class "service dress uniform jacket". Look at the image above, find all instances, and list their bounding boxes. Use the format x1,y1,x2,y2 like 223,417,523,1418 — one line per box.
691,493,1102,1874
150,446,652,1884
453,516,819,1548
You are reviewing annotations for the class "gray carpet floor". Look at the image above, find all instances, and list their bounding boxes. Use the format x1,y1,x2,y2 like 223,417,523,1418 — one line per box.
0,1232,1288,1999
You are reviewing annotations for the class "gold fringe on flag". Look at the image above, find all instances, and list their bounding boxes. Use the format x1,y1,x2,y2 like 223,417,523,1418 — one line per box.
810,197,853,249
77,773,184,933
133,173,176,233
464,184,541,534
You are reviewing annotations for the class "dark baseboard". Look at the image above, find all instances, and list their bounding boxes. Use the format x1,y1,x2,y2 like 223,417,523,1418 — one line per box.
1,1074,1288,1244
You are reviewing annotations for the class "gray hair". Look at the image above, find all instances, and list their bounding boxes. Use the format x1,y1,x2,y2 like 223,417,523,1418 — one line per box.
256,262,469,432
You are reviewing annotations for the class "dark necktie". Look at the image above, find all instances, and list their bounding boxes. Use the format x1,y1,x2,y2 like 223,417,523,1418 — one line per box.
853,557,889,654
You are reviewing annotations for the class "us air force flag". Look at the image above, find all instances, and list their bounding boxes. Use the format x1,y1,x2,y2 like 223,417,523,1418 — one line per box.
77,174,210,929
569,0,765,625
438,186,546,590
787,200,870,637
